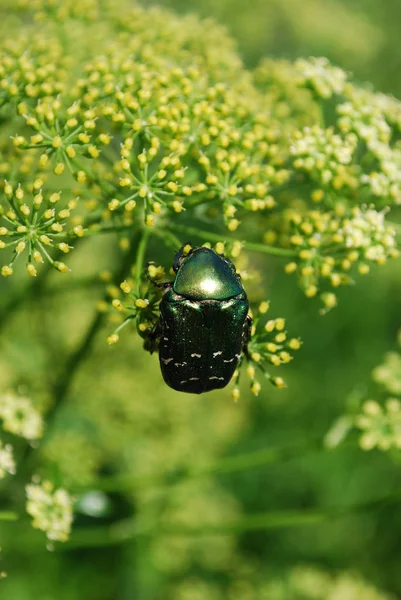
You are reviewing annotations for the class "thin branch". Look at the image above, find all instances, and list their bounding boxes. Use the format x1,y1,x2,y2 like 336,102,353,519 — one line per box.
57,488,401,550
167,223,298,258
0,511,19,521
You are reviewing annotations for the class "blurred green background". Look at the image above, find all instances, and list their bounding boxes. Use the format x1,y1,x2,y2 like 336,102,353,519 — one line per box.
1,1,401,599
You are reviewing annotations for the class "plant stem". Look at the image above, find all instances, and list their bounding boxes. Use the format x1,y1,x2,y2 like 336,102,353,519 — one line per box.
74,437,322,494
22,234,140,455
0,511,19,521
135,228,151,291
57,487,401,549
167,223,297,258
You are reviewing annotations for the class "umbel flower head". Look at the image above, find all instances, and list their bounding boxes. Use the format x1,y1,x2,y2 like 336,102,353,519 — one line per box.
0,440,16,479
326,329,401,452
0,0,398,319
356,399,401,451
26,480,74,542
0,182,76,276
0,392,44,440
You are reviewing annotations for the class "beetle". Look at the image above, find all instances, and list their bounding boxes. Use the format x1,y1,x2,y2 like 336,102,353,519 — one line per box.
148,245,252,394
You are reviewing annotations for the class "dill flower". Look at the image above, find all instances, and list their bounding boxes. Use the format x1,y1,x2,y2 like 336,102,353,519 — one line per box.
0,392,44,440
26,480,74,542
356,399,401,451
0,440,16,479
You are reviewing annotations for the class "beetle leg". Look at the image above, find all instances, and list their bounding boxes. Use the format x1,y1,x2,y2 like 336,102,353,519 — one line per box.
173,242,194,273
242,314,253,359
144,318,163,354
146,261,173,290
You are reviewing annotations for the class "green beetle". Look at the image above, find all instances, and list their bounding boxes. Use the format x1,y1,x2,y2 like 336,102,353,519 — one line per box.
148,245,252,394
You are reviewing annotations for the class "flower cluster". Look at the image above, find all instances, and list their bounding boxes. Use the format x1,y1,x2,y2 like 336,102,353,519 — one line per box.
355,399,401,451
0,0,398,325
289,126,359,189
0,440,15,479
327,330,401,452
0,392,43,440
25,480,73,542
294,56,348,98
277,204,398,308
106,266,163,346
0,182,77,276
372,350,401,395
232,301,302,399
260,564,395,600
0,33,66,109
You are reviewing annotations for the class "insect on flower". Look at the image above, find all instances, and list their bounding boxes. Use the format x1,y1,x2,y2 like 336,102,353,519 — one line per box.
147,245,252,394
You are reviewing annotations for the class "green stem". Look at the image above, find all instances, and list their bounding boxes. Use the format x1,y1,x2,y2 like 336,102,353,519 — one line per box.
135,228,151,292
0,511,19,521
58,488,401,549
73,437,322,494
22,235,141,467
167,223,297,258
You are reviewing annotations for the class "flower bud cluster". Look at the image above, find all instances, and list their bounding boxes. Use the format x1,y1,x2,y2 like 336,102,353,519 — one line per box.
295,57,348,99
356,399,401,451
277,203,398,307
0,182,77,276
0,440,15,479
0,32,66,108
26,480,73,542
107,266,164,345
232,302,302,400
328,330,401,452
0,392,43,440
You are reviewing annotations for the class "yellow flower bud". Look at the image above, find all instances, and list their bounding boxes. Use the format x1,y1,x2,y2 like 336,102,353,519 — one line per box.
1,265,13,276
231,387,240,402
66,146,76,158
246,364,256,379
16,241,26,254
33,250,43,263
288,338,301,350
135,298,149,309
55,261,69,273
26,263,37,277
54,163,65,175
251,381,261,396
52,135,62,149
272,376,286,389
120,280,132,294
227,219,240,232
285,262,297,274
108,199,120,211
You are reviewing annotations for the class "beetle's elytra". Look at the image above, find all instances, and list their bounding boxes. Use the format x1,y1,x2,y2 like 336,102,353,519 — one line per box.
148,245,252,394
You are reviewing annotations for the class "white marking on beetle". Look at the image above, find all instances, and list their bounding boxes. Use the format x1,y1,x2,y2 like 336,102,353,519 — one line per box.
163,337,169,341
191,353,201,358
209,376,225,381
189,377,200,381
180,380,188,385
185,300,200,310
235,354,241,360
220,299,235,309
161,357,173,365
174,362,187,367
213,351,223,358
223,357,236,363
